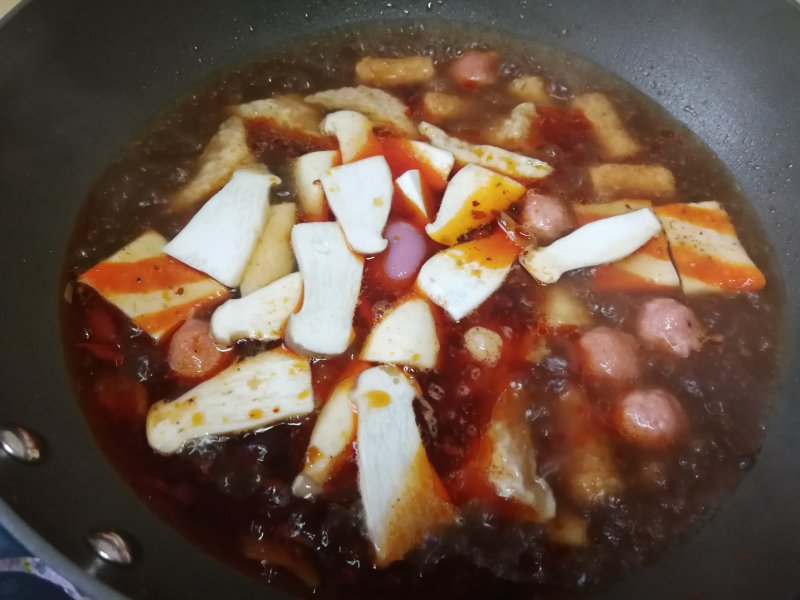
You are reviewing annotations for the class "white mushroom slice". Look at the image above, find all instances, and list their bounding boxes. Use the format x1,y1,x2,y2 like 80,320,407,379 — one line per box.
419,121,552,180
320,110,378,163
171,116,254,212
210,272,303,346
395,170,428,220
425,164,526,246
416,231,519,321
293,150,340,219
320,156,393,254
360,298,440,369
292,375,358,498
519,208,662,285
354,366,456,566
285,222,364,356
405,141,455,184
146,348,314,454
306,85,417,137
484,392,556,521
164,168,280,288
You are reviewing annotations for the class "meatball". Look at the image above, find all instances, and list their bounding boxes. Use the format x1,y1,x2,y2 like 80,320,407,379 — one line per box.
578,326,640,382
611,388,688,448
448,51,499,89
520,191,575,244
636,297,703,357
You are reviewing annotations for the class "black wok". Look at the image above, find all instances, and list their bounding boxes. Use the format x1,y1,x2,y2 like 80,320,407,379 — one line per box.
0,1,798,598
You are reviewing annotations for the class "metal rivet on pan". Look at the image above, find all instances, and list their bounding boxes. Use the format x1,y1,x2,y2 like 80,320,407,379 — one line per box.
86,530,136,566
0,426,43,463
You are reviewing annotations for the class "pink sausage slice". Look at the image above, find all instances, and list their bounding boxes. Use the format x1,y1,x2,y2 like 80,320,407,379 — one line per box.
168,318,231,379
611,388,688,448
636,297,703,358
520,191,575,244
448,51,499,89
578,326,641,382
383,221,428,281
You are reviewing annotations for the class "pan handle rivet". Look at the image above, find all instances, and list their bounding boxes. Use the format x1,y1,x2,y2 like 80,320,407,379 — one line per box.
0,426,43,463
86,530,136,566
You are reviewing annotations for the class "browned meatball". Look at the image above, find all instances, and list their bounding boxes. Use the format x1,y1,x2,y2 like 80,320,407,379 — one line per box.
636,297,703,358
520,191,575,244
611,388,688,448
578,326,640,382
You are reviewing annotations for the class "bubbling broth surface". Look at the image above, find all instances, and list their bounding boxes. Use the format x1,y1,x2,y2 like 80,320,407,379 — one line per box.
61,23,782,599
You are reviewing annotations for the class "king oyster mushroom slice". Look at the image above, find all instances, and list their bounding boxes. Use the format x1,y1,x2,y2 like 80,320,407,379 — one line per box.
146,348,314,455
519,208,662,285
320,156,393,254
285,222,364,356
164,167,280,288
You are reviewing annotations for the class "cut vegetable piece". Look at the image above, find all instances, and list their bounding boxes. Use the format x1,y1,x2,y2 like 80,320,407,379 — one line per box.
426,164,526,245
572,93,640,160
589,163,675,199
574,200,680,291
395,170,429,221
292,150,340,219
171,116,254,211
482,391,556,521
541,282,592,330
360,298,439,369
507,75,554,107
320,110,381,163
381,137,455,191
164,168,279,288
354,366,456,566
307,86,417,137
519,208,662,284
484,103,536,151
231,93,332,148
210,272,303,346
419,121,552,180
420,91,471,123
292,375,358,498
240,203,297,296
79,230,229,342
464,326,503,367
355,56,435,87
655,201,766,294
320,156,393,254
557,386,623,506
417,231,519,321
146,348,314,454
285,223,364,356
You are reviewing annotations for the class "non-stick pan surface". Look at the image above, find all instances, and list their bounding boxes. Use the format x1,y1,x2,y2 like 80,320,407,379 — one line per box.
0,1,797,598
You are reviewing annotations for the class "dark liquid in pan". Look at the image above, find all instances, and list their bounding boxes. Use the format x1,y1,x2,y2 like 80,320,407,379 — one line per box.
60,22,783,599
